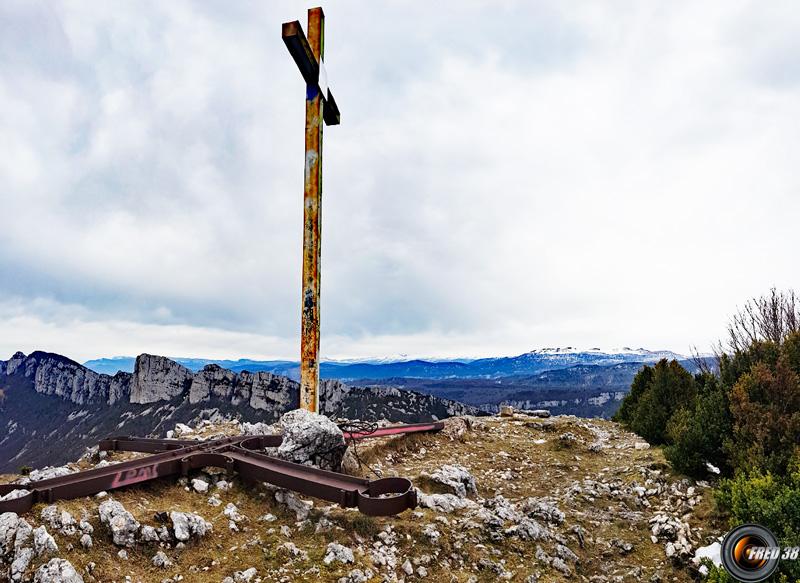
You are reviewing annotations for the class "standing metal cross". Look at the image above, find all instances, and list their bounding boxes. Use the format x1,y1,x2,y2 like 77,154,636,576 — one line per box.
282,7,340,412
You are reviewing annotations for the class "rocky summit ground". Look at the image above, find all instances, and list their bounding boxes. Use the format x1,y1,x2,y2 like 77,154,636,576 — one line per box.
0,412,726,583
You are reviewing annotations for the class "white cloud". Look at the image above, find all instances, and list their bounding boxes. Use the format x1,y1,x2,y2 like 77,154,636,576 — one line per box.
0,0,798,362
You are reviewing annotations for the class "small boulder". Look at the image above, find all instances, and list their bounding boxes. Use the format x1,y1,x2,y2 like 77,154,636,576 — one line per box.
0,512,20,558
170,511,212,541
338,569,373,583
10,547,33,582
139,525,160,542
223,503,245,523
32,526,58,556
0,489,29,502
234,567,258,582
417,492,475,513
13,519,33,553
423,465,478,498
276,409,347,470
324,542,355,565
152,550,172,568
33,558,84,583
274,490,313,521
98,500,140,547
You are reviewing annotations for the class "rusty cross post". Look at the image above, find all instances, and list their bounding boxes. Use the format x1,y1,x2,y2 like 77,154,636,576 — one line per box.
283,8,341,412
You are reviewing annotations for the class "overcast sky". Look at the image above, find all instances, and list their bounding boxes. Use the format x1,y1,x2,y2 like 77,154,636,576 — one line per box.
1,1,798,363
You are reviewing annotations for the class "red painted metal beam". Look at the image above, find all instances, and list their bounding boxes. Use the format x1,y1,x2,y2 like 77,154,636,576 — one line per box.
342,421,445,440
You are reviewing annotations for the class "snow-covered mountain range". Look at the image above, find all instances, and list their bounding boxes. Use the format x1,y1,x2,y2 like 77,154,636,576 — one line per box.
84,347,688,380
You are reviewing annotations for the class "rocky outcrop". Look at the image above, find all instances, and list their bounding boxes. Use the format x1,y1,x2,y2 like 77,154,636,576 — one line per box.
320,380,477,421
130,355,193,404
189,364,237,404
189,365,296,412
2,351,132,406
1,351,477,418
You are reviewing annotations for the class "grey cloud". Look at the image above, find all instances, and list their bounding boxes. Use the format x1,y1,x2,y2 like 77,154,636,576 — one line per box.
1,1,799,361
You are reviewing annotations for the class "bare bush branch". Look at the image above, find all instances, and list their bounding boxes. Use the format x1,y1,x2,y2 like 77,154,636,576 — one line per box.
725,287,800,353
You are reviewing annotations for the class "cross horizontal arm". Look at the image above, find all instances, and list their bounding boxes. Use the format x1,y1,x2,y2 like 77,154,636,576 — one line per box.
323,88,340,126
282,21,318,86
282,19,341,126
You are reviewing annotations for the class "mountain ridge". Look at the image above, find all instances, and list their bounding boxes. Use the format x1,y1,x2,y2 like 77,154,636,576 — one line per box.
0,351,478,472
84,347,689,379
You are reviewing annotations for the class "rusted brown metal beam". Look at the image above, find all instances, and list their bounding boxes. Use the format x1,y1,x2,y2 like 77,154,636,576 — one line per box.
0,422,443,517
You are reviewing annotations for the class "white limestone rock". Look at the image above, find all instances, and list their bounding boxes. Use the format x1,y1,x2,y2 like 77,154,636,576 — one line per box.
505,517,550,541
170,511,212,541
417,492,476,513
10,546,32,582
324,542,355,565
33,558,84,583
152,550,172,568
337,569,373,583
32,526,58,556
0,489,29,502
98,500,140,547
276,408,347,470
234,567,258,582
139,525,160,543
423,465,478,498
223,503,245,523
19,466,76,485
274,489,313,521
40,506,77,536
239,422,275,436
520,498,565,525
13,519,32,554
0,512,19,558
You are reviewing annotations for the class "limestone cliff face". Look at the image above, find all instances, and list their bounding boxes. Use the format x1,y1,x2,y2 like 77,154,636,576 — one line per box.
2,351,132,405
130,355,193,404
1,351,479,419
188,364,296,411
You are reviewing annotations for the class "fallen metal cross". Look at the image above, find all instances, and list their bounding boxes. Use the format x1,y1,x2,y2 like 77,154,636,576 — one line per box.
282,7,341,413
0,422,443,517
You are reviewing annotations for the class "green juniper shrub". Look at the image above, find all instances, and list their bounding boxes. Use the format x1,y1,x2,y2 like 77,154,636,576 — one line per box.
715,457,800,581
618,359,697,445
727,356,800,476
718,339,782,390
702,564,733,583
664,374,732,478
613,365,653,425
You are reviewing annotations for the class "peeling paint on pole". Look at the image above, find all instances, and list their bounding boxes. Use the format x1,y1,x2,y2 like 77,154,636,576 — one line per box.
299,7,325,412
283,7,340,412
